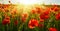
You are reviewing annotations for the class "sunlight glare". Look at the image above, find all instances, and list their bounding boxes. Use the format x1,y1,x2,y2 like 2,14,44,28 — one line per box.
17,0,44,5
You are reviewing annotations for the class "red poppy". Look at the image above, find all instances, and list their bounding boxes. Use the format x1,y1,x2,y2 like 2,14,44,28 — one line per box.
44,9,50,15
38,24,44,28
28,19,39,29
40,19,44,22
51,6,59,12
21,13,28,22
14,20,18,25
55,13,60,20
11,10,17,15
2,16,10,25
40,14,49,19
40,10,50,19
2,19,10,25
51,5,57,10
49,27,57,31
53,7,59,12
22,13,28,18
13,10,17,14
22,17,26,22
3,5,9,8
31,9,36,14
35,7,41,14
5,16,10,20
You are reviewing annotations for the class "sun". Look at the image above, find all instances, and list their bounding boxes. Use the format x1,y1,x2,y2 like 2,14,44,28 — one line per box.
17,0,44,5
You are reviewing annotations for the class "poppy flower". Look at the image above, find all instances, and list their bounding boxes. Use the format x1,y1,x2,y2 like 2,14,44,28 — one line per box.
28,19,39,29
44,11,49,15
31,9,36,14
5,16,10,20
38,24,44,28
5,10,9,12
2,19,10,25
21,13,28,22
11,10,17,15
55,13,60,20
13,10,17,14
3,5,9,8
40,10,50,19
22,17,26,22
53,7,59,11
49,27,57,31
2,16,10,25
40,14,49,19
22,13,28,18
51,5,59,12
14,20,18,26
40,19,44,22
35,7,41,14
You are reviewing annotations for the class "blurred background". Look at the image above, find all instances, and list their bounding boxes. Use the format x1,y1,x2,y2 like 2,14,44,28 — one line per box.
0,0,60,5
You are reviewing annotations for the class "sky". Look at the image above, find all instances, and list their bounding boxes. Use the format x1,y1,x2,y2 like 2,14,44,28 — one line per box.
0,0,60,5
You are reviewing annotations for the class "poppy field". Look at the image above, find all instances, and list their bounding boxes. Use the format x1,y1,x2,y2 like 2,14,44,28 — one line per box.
0,4,60,31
